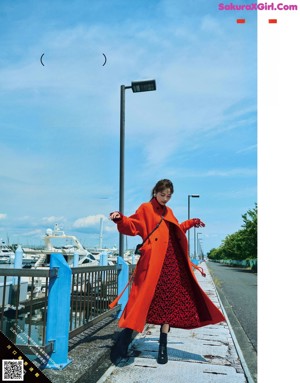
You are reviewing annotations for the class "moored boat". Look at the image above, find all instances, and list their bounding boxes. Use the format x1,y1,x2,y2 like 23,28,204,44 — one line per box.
22,224,99,268
0,240,15,264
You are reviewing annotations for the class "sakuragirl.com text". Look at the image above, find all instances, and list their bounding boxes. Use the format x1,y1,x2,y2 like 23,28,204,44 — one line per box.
218,2,298,11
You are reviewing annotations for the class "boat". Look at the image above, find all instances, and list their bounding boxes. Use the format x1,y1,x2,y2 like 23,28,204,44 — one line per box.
86,217,139,264
0,240,15,264
22,224,99,268
19,225,100,296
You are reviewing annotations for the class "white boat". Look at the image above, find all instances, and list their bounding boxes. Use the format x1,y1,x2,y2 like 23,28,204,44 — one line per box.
0,240,15,264
20,225,100,296
23,224,99,268
83,217,138,265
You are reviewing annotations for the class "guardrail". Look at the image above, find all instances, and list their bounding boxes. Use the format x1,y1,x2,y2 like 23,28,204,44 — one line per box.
70,264,119,337
0,252,134,370
0,267,53,356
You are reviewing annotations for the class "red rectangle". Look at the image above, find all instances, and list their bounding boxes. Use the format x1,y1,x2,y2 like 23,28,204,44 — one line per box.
236,19,246,24
269,19,277,24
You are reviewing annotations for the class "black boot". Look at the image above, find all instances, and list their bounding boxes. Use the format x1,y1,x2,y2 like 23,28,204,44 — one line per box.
110,328,133,365
157,332,168,364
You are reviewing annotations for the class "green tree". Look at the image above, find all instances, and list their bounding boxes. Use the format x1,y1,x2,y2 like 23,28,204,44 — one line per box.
207,247,222,260
208,204,257,260
240,203,257,259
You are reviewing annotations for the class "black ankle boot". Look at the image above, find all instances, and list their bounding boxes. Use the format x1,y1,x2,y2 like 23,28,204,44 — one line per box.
110,328,133,365
157,332,168,364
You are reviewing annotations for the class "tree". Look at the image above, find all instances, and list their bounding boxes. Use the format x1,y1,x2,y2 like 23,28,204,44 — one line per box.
207,204,257,260
240,203,257,259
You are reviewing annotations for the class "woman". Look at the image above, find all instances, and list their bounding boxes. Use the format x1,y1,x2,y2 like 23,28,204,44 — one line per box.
109,179,225,365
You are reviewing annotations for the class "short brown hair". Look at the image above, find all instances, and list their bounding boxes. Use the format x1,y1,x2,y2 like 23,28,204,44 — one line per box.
151,179,174,197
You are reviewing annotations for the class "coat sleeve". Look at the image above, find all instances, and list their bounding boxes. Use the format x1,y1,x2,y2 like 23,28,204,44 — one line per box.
116,204,146,237
180,219,197,233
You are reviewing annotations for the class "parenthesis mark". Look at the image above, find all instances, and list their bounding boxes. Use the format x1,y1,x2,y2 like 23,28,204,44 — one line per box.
102,53,107,66
40,53,45,66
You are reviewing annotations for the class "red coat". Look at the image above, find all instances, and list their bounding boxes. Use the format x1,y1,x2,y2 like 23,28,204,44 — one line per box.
115,198,225,333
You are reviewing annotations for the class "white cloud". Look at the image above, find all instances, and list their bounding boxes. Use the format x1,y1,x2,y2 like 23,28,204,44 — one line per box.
42,216,65,224
73,214,107,228
143,134,179,168
162,167,257,179
200,14,223,35
237,145,257,154
0,213,7,220
201,168,257,177
22,229,44,238
104,225,118,233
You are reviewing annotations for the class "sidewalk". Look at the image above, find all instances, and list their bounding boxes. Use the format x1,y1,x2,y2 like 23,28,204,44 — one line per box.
97,262,253,383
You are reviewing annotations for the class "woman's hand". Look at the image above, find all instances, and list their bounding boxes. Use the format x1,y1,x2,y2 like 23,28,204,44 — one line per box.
110,212,121,220
193,218,205,228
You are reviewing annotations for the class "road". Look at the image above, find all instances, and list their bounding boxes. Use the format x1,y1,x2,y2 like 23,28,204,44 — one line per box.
206,260,257,382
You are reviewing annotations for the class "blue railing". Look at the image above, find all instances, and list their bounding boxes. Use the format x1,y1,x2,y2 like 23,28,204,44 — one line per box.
0,248,132,370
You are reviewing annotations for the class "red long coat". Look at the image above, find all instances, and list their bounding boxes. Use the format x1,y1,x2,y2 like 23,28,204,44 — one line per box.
115,198,225,333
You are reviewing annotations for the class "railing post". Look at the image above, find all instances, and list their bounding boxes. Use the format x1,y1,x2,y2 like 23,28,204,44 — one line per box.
45,253,72,370
13,245,23,269
99,252,108,288
116,256,129,318
191,258,199,266
73,251,79,267
99,251,108,266
10,245,25,307
13,245,23,284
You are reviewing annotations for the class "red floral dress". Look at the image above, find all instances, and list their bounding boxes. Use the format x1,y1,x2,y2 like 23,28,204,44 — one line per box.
146,222,205,328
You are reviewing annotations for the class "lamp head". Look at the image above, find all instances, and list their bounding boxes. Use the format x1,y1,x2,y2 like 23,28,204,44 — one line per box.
131,79,156,93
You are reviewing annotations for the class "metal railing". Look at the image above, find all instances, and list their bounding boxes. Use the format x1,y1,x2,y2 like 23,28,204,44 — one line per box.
0,254,133,369
69,265,119,338
0,268,53,355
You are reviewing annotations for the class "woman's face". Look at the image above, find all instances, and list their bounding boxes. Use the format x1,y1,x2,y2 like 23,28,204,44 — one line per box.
155,188,172,206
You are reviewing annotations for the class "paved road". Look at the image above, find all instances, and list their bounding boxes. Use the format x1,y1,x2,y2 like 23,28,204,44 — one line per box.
206,260,257,382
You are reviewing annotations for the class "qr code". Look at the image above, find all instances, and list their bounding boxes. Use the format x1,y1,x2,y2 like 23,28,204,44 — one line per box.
2,360,24,381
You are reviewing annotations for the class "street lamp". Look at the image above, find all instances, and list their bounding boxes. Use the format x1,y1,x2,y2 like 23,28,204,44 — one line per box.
187,194,200,257
119,79,156,257
131,80,156,93
194,226,197,258
198,238,204,261
197,232,202,260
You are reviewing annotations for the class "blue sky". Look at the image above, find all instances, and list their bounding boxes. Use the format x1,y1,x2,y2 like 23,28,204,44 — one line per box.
0,0,257,253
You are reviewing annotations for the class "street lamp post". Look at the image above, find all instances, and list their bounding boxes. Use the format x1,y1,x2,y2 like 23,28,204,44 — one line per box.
199,239,204,261
197,232,202,260
119,79,156,257
194,226,196,258
187,194,200,257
